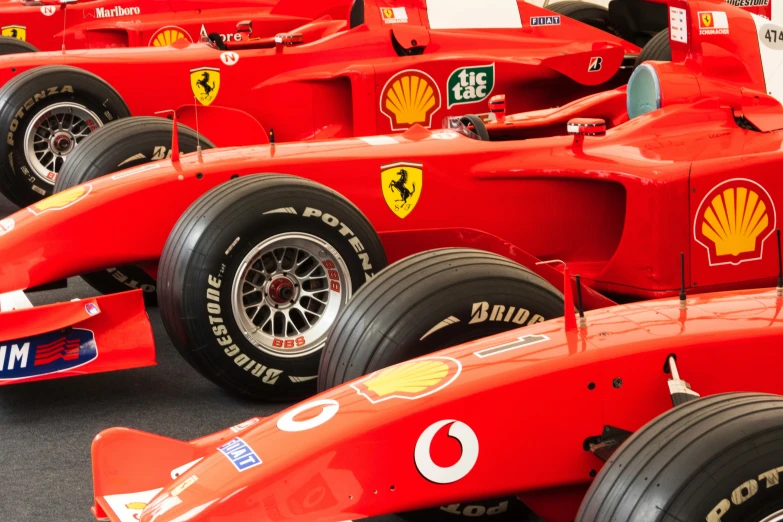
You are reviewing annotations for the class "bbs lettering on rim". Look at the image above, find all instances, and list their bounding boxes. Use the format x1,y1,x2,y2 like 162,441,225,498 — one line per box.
7,86,75,149
302,206,374,281
206,273,283,385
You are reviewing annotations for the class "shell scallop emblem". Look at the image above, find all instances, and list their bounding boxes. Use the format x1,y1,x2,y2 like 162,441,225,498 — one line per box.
351,356,461,404
29,184,92,216
694,179,776,266
149,26,192,47
380,70,442,131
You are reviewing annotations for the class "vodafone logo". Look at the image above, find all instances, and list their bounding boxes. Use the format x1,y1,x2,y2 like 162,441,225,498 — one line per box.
40,6,56,16
276,399,339,433
414,420,479,484
220,51,239,66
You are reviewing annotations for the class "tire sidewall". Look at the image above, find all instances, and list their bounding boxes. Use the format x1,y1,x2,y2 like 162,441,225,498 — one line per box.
0,69,128,205
359,279,562,374
182,199,383,399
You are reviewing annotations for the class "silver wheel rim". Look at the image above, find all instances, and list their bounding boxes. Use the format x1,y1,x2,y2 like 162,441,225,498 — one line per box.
231,232,351,358
23,102,102,185
760,509,783,522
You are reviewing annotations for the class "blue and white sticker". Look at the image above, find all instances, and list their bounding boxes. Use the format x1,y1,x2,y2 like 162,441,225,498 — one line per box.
530,15,560,26
218,437,262,472
0,328,98,381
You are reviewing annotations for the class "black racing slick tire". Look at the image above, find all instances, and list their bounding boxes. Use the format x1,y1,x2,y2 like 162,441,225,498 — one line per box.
0,36,39,55
319,249,563,522
319,248,564,390
635,29,671,66
158,175,387,401
546,2,616,35
0,65,130,207
577,393,783,522
56,117,216,305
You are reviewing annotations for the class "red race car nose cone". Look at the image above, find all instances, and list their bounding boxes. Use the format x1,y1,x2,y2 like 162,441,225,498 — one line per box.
567,118,606,136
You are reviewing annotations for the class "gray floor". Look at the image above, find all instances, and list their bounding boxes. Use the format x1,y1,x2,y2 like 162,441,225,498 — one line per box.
0,194,403,522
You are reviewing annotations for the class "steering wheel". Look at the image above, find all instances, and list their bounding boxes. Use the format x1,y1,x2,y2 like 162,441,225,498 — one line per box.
459,115,490,141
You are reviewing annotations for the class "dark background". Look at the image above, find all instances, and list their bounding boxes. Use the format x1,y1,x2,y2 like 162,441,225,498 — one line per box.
0,195,404,521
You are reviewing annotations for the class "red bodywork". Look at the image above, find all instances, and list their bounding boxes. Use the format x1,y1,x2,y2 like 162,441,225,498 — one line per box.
0,0,365,52
0,0,780,386
0,0,638,147
90,286,783,522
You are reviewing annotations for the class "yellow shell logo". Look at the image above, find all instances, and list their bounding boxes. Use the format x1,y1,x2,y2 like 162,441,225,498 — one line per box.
695,179,776,266
149,26,191,47
29,185,92,216
125,502,146,510
381,70,442,131
351,357,462,404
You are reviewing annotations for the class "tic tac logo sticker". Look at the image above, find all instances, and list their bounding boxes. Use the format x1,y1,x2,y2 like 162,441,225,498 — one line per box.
694,179,776,266
40,6,56,16
28,184,91,216
447,64,495,108
381,7,408,24
0,328,98,381
277,399,339,432
381,161,422,219
352,357,462,404
220,51,239,66
149,26,191,47
190,67,220,106
0,218,13,236
699,11,729,35
588,56,603,72
381,70,442,131
218,437,262,472
530,15,560,26
415,420,479,484
1,26,26,41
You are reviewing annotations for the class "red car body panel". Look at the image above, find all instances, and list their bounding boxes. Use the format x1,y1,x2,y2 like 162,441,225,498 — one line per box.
0,0,638,147
90,286,783,522
0,0,780,387
0,0,366,52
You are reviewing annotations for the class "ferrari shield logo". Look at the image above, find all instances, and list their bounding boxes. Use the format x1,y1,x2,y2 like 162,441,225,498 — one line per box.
1,25,26,41
381,162,422,219
701,13,713,27
190,67,220,106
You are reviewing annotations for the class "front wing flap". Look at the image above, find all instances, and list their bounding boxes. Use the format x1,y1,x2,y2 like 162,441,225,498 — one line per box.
0,290,155,385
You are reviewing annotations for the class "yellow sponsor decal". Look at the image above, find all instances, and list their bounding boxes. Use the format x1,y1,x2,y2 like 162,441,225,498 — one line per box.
1,25,26,41
190,67,220,106
351,356,461,404
28,185,92,216
381,161,422,219
380,70,442,131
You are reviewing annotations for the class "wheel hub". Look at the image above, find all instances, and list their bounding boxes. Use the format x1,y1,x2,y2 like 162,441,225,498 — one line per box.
23,102,103,185
266,276,297,306
50,132,74,155
231,232,352,358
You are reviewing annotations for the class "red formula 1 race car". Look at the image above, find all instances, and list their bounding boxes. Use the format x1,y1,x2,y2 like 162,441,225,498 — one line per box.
0,0,778,402
89,282,783,522
0,0,332,55
0,0,643,207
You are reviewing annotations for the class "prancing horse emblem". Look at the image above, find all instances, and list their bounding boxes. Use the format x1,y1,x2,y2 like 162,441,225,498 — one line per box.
381,162,423,219
190,66,221,106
